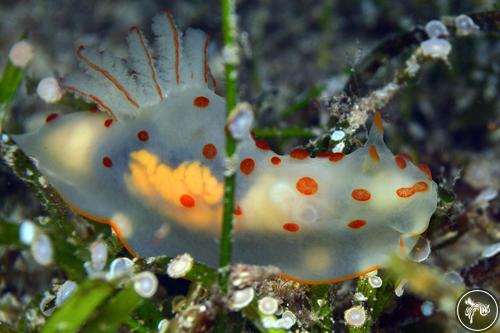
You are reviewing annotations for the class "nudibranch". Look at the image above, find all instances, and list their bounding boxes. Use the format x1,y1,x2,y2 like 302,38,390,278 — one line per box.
12,14,438,283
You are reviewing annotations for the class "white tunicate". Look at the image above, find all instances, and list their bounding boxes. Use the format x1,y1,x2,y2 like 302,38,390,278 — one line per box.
455,14,480,36
395,279,407,297
444,271,463,285
333,141,345,153
368,275,383,288
330,130,346,141
344,305,366,328
19,221,36,245
228,103,254,140
409,236,431,262
276,317,295,330
31,233,53,266
90,240,108,271
421,300,434,317
281,310,297,325
166,253,193,278
354,292,368,301
230,287,254,310
55,281,77,307
37,77,63,103
157,319,170,333
258,296,279,315
39,293,56,316
8,40,33,68
425,20,448,38
421,38,452,59
482,242,500,258
133,271,158,298
108,257,134,279
475,187,498,204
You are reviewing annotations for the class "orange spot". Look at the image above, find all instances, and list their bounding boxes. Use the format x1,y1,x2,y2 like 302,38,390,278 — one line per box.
373,112,384,134
271,156,281,165
347,219,367,229
104,118,113,128
283,223,300,232
296,177,318,195
45,113,59,123
400,237,405,253
255,140,270,151
290,148,309,160
369,145,380,161
102,156,113,168
398,152,414,163
234,205,242,215
180,194,195,208
418,163,432,180
316,152,331,158
240,158,255,175
395,155,407,169
278,264,382,285
137,130,149,142
202,144,217,160
193,96,210,108
352,189,371,201
396,181,429,198
329,152,345,162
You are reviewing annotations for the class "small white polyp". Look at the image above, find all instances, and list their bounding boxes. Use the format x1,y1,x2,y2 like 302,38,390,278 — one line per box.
134,271,158,298
55,281,78,307
31,233,53,266
166,253,193,278
37,77,63,103
8,40,33,68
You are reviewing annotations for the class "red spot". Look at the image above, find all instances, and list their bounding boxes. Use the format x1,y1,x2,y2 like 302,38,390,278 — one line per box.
418,163,432,180
369,145,380,161
102,156,113,168
88,107,100,113
352,189,371,201
234,205,242,215
329,152,345,162
395,155,407,169
296,177,318,195
271,156,281,165
398,152,414,163
283,223,300,232
396,181,429,198
240,158,255,175
104,118,113,127
202,143,218,160
137,130,149,142
255,140,270,151
290,148,309,160
348,219,367,229
180,194,195,208
45,113,59,123
193,96,210,108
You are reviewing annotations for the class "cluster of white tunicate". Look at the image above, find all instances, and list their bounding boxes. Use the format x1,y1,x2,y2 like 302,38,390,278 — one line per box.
258,296,279,315
344,305,367,328
230,287,255,310
133,271,158,298
166,253,194,278
421,19,452,60
8,40,33,68
55,280,78,307
454,14,479,36
262,310,296,330
107,257,135,279
37,77,63,104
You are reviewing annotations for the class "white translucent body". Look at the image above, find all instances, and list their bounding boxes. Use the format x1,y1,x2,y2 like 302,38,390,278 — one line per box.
12,14,438,283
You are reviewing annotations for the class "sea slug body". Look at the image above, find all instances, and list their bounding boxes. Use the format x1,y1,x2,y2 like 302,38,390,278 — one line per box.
12,14,438,283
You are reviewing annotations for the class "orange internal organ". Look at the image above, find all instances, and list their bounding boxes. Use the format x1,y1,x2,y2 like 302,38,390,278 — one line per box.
125,150,223,231
296,177,318,195
351,189,371,201
396,181,429,198
369,145,380,161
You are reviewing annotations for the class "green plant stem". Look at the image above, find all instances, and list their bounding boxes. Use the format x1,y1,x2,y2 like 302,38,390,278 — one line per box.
219,0,239,276
253,127,316,139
